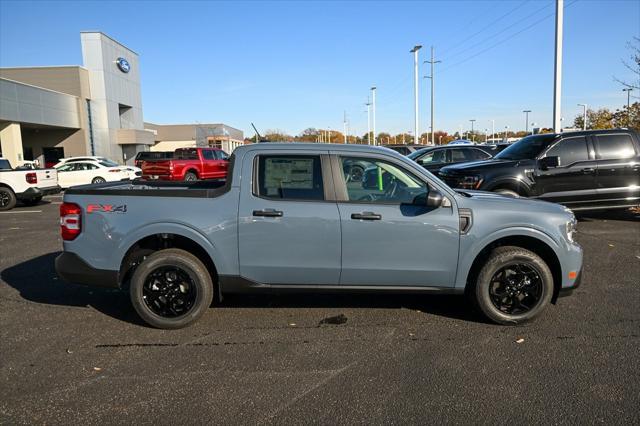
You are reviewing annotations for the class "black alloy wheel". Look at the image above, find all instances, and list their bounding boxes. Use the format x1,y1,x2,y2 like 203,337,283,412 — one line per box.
488,263,543,315
142,266,198,318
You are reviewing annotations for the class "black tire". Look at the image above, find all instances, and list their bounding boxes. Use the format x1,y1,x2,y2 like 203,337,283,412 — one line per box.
92,177,106,184
130,248,213,329
184,172,198,182
0,187,17,211
21,196,43,206
494,189,520,198
472,246,553,325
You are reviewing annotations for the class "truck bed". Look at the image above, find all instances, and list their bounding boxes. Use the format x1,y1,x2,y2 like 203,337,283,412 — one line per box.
64,178,228,198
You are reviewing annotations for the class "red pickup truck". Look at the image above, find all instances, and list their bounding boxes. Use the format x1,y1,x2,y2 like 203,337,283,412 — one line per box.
141,147,229,181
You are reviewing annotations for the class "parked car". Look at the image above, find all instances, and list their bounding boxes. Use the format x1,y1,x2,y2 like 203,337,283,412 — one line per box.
55,156,141,180
56,143,582,329
383,144,428,156
141,147,229,181
0,157,60,210
407,145,495,174
134,151,173,168
439,129,640,211
54,159,132,188
448,139,474,145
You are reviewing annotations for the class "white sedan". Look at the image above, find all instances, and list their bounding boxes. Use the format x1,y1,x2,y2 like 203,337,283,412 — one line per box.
55,159,131,188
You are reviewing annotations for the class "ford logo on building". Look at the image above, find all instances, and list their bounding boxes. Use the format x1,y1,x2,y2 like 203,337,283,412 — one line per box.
116,57,130,73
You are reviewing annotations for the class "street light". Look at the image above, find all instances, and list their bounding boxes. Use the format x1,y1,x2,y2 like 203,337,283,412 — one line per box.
410,45,422,146
623,88,633,109
504,125,509,141
470,119,476,141
371,86,377,145
523,110,531,133
577,103,587,130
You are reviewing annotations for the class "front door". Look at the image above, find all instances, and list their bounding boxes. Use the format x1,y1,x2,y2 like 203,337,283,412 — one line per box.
238,152,341,285
534,135,598,207
333,154,460,288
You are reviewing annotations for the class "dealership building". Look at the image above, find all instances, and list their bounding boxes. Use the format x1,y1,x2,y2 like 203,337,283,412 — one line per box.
0,32,243,167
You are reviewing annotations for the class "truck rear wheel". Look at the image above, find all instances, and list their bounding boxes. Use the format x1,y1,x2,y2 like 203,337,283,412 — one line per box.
130,248,213,329
0,187,17,211
472,246,553,325
184,172,197,182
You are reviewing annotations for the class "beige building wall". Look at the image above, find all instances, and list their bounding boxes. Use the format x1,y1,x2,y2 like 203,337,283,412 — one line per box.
0,67,92,158
150,140,196,152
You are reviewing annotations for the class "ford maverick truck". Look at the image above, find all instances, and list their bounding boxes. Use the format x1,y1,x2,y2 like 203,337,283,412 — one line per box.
55,144,582,329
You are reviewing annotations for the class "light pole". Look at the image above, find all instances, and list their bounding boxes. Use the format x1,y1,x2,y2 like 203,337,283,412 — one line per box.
623,88,633,110
424,46,441,146
343,111,347,144
530,122,536,135
371,86,377,145
553,0,564,132
470,119,476,141
365,99,371,145
504,125,509,141
523,110,531,133
410,45,422,146
578,103,587,130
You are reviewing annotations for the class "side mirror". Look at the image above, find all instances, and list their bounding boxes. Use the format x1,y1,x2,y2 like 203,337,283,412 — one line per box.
539,156,559,170
426,189,443,208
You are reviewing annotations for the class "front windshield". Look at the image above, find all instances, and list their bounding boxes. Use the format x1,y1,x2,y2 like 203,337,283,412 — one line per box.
495,134,557,160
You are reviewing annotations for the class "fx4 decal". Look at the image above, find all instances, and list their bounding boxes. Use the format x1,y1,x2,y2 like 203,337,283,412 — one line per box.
87,204,127,214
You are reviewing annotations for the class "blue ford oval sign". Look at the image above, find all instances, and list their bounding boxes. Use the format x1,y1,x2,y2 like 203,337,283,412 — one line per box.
116,57,130,73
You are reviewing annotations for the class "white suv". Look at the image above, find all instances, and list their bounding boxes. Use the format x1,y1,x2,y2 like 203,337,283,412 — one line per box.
0,158,60,210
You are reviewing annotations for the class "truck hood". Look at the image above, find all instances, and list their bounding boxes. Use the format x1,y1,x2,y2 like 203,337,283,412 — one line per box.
440,159,527,175
456,189,570,215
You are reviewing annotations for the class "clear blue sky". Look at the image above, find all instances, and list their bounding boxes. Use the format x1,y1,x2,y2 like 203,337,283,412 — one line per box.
1,0,638,138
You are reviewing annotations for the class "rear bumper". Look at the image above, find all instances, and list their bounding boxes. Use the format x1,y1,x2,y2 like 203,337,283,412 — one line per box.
16,185,61,200
141,174,178,181
55,252,119,289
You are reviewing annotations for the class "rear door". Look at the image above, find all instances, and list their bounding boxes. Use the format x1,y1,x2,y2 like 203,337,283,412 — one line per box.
214,150,230,177
332,153,459,288
238,150,341,285
534,135,598,207
200,149,217,179
593,132,640,206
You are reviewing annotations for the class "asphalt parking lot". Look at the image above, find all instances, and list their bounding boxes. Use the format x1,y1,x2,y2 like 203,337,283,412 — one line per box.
1,195,639,424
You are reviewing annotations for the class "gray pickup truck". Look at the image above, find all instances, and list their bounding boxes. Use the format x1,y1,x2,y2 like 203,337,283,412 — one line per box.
55,143,583,329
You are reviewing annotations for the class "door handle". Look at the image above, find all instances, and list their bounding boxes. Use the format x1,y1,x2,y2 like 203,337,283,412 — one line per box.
580,167,595,174
351,212,382,221
253,209,283,217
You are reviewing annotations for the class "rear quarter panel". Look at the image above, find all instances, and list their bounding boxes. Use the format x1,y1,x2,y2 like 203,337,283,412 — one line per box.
62,189,241,276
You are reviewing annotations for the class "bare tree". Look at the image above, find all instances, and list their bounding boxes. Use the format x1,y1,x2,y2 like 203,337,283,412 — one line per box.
615,37,640,93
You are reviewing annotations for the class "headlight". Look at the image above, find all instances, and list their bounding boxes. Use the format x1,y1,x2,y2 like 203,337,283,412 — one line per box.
459,175,483,189
565,216,578,242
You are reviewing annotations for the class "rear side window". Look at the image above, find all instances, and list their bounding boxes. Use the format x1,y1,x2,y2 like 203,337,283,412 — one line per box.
596,134,636,160
202,150,215,160
176,149,199,160
450,149,469,162
469,148,492,160
545,136,589,166
256,155,324,201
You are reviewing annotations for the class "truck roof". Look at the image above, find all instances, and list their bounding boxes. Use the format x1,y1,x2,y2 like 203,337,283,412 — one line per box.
235,142,400,155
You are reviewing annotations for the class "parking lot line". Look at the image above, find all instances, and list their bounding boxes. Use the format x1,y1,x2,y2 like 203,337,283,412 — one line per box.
0,210,43,214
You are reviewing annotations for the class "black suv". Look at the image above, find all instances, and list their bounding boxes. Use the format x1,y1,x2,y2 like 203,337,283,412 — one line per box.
439,129,640,211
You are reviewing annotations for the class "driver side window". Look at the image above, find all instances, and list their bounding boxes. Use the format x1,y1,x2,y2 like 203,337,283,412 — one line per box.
340,156,428,204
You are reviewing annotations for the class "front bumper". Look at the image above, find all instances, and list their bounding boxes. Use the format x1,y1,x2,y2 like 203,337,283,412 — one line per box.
16,185,61,200
55,252,119,289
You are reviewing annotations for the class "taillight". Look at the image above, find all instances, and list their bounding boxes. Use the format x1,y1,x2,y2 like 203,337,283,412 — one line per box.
60,202,82,241
26,172,37,184
109,169,123,173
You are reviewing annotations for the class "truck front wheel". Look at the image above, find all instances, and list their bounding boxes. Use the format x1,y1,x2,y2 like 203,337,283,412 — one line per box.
0,187,17,211
130,248,213,329
472,246,553,325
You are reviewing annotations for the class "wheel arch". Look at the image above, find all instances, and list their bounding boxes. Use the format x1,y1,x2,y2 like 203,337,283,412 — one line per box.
485,178,532,197
116,224,225,294
460,231,563,304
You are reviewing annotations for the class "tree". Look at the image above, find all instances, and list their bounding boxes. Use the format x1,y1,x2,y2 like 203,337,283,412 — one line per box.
612,102,640,131
615,37,640,91
377,132,391,144
573,108,614,130
264,129,294,142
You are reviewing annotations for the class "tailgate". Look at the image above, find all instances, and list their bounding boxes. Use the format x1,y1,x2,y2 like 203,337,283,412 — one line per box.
36,168,58,187
142,160,172,176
